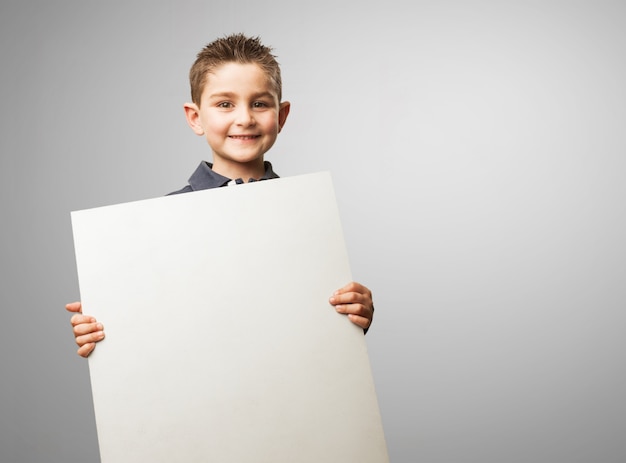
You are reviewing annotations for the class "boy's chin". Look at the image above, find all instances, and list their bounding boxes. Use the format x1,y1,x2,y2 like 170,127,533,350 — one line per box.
218,155,265,165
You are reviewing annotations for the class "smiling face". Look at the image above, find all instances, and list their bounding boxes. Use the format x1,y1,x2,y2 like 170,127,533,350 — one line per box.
184,62,290,180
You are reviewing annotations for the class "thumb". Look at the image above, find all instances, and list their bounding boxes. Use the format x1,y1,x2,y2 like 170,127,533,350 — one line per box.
65,301,83,314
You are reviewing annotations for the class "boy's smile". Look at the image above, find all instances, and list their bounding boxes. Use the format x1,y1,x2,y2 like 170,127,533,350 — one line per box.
184,62,290,180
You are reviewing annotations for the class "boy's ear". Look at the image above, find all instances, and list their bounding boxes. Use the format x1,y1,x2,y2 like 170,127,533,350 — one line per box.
278,101,290,133
183,103,204,136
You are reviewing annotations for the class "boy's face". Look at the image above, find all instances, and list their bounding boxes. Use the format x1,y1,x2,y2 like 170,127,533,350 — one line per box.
185,62,289,175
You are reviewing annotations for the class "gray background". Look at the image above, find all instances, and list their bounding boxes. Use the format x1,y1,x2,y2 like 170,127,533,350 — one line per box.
1,1,625,462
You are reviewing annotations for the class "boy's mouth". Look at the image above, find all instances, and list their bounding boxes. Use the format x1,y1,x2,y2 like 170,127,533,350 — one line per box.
228,134,260,140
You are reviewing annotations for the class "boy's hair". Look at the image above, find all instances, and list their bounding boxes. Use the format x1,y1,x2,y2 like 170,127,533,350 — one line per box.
189,33,283,106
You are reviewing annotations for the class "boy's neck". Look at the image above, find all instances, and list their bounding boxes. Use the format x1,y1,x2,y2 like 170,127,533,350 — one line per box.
211,158,266,183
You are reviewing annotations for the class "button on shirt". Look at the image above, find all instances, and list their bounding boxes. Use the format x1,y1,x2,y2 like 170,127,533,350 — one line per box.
168,161,279,195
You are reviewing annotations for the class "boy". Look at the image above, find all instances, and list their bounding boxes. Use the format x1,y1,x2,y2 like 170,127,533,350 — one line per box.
66,33,374,357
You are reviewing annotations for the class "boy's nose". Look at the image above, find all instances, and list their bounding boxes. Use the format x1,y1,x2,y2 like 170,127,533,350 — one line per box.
235,107,255,126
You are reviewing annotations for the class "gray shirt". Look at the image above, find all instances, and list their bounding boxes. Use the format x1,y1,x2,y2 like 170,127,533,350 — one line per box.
168,161,279,195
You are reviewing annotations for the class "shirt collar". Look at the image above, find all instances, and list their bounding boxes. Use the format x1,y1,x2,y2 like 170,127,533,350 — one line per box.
187,161,279,191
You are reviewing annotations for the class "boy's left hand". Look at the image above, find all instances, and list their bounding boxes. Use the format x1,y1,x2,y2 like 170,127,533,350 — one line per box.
329,281,374,331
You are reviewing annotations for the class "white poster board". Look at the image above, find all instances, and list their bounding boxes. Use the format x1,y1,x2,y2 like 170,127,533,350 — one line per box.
71,172,389,463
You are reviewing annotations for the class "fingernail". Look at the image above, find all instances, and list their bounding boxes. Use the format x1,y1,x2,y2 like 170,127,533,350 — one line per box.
329,297,336,304
96,323,103,330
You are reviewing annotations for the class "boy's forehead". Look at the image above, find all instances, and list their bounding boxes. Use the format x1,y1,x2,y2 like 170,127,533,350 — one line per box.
202,62,278,98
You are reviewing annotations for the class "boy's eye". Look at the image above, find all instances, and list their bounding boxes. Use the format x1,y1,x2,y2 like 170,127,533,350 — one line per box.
217,102,233,108
252,101,269,108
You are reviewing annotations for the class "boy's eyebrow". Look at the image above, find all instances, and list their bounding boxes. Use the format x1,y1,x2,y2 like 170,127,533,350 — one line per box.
207,91,276,100
207,91,236,99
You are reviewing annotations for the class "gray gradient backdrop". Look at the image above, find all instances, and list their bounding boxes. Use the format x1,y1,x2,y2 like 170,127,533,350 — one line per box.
1,1,625,462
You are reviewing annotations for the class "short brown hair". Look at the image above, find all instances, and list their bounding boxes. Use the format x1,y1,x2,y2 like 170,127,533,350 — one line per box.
189,33,283,106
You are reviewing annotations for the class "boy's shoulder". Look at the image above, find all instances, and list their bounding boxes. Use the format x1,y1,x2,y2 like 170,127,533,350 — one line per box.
167,161,229,195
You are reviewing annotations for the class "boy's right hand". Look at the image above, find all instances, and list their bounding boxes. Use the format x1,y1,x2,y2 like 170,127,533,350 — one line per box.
66,301,105,358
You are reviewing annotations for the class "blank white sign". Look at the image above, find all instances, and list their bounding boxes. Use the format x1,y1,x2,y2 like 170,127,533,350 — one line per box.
71,172,389,463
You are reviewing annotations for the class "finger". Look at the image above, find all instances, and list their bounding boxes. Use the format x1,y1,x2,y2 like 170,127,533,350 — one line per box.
347,314,371,330
75,330,105,348
333,281,367,295
77,342,96,358
70,314,96,327
65,301,83,314
331,282,372,303
73,321,104,337
334,302,372,319
329,291,371,307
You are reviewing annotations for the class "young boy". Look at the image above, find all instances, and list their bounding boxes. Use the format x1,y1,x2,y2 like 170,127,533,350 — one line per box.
66,33,374,358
